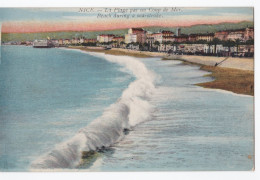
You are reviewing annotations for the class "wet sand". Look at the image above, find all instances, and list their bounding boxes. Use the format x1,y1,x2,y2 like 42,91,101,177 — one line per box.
164,54,254,71
68,46,254,96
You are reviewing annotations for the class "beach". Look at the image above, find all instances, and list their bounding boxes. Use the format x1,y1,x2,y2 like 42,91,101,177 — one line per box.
68,46,254,96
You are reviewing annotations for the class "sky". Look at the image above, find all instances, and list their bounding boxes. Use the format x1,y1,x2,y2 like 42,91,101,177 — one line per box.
0,7,254,33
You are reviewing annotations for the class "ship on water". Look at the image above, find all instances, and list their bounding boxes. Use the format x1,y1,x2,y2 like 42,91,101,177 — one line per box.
33,39,54,48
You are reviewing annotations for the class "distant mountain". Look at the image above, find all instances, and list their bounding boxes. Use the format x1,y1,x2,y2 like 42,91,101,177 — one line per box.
144,21,254,34
1,21,254,42
1,29,128,42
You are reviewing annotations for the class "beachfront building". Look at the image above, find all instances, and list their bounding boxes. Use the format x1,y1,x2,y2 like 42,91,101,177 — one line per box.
112,36,124,44
97,34,115,43
188,34,198,42
203,45,214,54
145,31,155,50
236,45,254,57
58,39,64,46
196,33,214,42
162,31,175,38
226,31,244,41
183,44,205,53
244,27,254,41
174,35,189,43
214,31,229,41
161,30,175,43
125,33,137,44
112,36,125,47
203,44,224,54
125,28,146,44
63,39,71,45
71,38,80,44
146,31,155,44
158,44,176,52
84,39,97,43
174,44,204,54
152,32,163,43
238,45,254,53
25,41,33,46
214,27,254,42
152,30,175,43
51,39,59,47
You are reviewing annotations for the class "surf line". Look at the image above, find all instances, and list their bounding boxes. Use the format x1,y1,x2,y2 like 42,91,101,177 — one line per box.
30,50,157,170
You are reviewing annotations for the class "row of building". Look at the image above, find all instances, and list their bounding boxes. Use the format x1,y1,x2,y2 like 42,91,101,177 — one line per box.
96,27,254,45
158,43,254,56
2,38,97,46
3,26,254,55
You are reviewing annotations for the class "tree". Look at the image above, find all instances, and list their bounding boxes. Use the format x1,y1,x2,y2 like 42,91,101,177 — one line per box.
153,41,160,52
119,41,125,48
126,43,131,48
212,38,221,55
143,42,149,51
154,41,160,46
235,39,241,56
195,40,207,44
207,41,213,54
171,41,180,52
223,40,236,56
245,39,254,45
164,41,172,51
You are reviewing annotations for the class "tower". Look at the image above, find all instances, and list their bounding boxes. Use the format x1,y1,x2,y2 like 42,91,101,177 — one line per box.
176,28,181,36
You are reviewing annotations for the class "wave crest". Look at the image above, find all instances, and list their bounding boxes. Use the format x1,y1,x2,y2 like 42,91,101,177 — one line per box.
31,51,156,169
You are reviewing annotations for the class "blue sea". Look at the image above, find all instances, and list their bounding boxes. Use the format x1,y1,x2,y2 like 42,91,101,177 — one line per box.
0,46,254,171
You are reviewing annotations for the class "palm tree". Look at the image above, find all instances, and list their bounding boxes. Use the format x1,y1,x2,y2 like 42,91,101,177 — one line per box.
212,38,221,55
223,40,236,56
120,41,125,48
162,41,167,52
207,41,213,54
171,41,179,52
153,41,160,52
162,41,171,52
235,39,241,56
143,42,149,51
154,41,160,46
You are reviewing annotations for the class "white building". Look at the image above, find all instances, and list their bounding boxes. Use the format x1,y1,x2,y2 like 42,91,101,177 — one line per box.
125,34,137,44
125,28,146,44
152,33,163,43
158,44,176,52
204,44,224,54
97,34,115,43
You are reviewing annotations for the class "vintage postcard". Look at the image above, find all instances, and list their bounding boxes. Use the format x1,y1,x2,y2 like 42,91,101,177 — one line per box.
0,7,254,172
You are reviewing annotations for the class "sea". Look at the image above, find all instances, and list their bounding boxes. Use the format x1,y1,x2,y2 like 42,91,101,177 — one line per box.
0,45,254,171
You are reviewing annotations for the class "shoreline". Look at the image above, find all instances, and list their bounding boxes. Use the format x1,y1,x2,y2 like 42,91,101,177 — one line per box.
67,46,254,96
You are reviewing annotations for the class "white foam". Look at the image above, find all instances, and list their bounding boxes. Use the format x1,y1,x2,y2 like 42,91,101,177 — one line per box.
30,50,157,169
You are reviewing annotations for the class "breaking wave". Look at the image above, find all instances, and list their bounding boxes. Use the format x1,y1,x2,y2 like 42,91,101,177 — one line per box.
30,51,156,169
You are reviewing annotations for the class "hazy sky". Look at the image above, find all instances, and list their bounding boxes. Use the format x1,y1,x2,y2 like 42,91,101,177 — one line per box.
0,7,254,33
